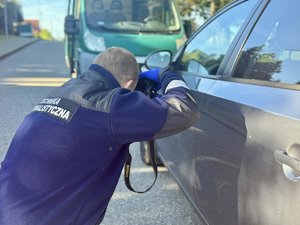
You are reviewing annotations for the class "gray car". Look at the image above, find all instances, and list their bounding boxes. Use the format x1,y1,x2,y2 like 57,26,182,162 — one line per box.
140,0,300,224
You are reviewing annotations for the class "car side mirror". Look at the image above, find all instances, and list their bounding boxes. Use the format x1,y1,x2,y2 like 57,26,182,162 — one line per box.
183,20,192,38
145,50,172,70
64,15,78,35
185,59,209,75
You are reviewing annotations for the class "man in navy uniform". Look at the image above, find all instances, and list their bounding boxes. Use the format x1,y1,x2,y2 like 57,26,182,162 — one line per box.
0,47,199,224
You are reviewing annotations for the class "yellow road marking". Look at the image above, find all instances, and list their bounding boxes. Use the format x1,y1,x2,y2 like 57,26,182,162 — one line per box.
0,77,71,87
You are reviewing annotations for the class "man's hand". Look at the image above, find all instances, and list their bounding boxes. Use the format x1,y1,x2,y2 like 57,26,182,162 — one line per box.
139,69,161,90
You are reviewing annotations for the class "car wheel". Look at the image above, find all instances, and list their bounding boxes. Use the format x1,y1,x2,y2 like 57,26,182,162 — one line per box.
140,141,164,166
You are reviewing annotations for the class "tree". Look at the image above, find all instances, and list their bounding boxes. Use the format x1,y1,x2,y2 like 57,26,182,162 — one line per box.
0,0,23,35
233,45,282,81
39,29,53,41
175,0,234,20
174,0,234,34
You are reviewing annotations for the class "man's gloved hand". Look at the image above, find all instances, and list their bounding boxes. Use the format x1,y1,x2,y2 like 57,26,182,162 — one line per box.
139,68,161,90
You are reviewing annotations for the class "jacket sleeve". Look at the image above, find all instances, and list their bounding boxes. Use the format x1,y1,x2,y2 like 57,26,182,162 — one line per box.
109,70,200,144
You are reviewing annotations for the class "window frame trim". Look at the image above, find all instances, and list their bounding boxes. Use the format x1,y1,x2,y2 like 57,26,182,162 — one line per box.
219,77,300,91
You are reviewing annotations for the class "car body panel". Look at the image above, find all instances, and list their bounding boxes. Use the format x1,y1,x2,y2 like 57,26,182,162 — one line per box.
86,30,180,57
156,126,197,202
77,29,181,72
195,80,300,224
193,83,247,225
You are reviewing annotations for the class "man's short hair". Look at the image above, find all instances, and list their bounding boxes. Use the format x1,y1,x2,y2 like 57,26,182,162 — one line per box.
93,47,139,86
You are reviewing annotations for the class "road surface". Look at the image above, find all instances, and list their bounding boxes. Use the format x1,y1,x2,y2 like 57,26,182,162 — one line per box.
0,40,203,225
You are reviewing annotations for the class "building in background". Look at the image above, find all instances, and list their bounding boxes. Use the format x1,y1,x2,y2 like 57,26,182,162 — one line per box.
24,19,39,36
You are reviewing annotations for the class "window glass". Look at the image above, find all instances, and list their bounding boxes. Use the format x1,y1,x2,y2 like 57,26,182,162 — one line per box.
232,0,300,85
85,0,180,33
179,0,257,76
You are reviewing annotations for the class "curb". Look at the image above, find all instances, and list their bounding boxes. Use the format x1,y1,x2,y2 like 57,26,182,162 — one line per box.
0,39,39,61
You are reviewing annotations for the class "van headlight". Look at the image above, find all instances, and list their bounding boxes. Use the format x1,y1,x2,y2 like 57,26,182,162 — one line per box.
84,30,106,52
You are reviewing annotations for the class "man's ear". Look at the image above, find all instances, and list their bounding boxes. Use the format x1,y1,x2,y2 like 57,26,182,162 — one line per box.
121,80,135,91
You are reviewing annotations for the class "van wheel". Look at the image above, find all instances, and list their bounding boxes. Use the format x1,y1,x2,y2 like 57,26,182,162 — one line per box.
75,62,81,77
70,67,75,77
140,141,164,166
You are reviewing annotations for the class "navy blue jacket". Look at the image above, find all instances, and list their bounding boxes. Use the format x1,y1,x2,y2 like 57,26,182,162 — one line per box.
0,64,199,225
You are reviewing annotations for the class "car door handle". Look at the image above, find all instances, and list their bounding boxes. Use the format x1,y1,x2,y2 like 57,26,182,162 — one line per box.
274,150,300,172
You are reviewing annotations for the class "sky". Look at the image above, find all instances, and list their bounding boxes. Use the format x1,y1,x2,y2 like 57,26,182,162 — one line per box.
21,0,68,40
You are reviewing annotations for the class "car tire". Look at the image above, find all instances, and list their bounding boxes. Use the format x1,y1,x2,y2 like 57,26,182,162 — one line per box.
140,141,164,166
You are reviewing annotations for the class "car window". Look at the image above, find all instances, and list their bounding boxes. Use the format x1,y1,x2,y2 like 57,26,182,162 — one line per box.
178,0,257,76
232,0,300,85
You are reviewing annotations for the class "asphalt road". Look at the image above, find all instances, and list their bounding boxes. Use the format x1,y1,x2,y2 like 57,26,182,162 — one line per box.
0,40,203,225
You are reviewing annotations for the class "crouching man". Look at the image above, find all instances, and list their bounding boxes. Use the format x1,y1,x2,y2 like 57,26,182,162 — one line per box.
0,47,200,225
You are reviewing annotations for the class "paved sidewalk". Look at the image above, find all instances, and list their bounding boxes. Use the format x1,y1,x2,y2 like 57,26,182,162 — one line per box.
0,37,38,60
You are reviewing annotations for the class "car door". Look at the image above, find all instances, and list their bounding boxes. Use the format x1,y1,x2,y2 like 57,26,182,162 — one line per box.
218,0,300,224
156,0,260,222
190,0,300,224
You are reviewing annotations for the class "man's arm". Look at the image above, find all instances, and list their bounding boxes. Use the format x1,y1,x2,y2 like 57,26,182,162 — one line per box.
109,70,200,144
153,70,199,139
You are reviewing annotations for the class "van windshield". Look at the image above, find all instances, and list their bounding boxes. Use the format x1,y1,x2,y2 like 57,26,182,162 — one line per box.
85,0,181,33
